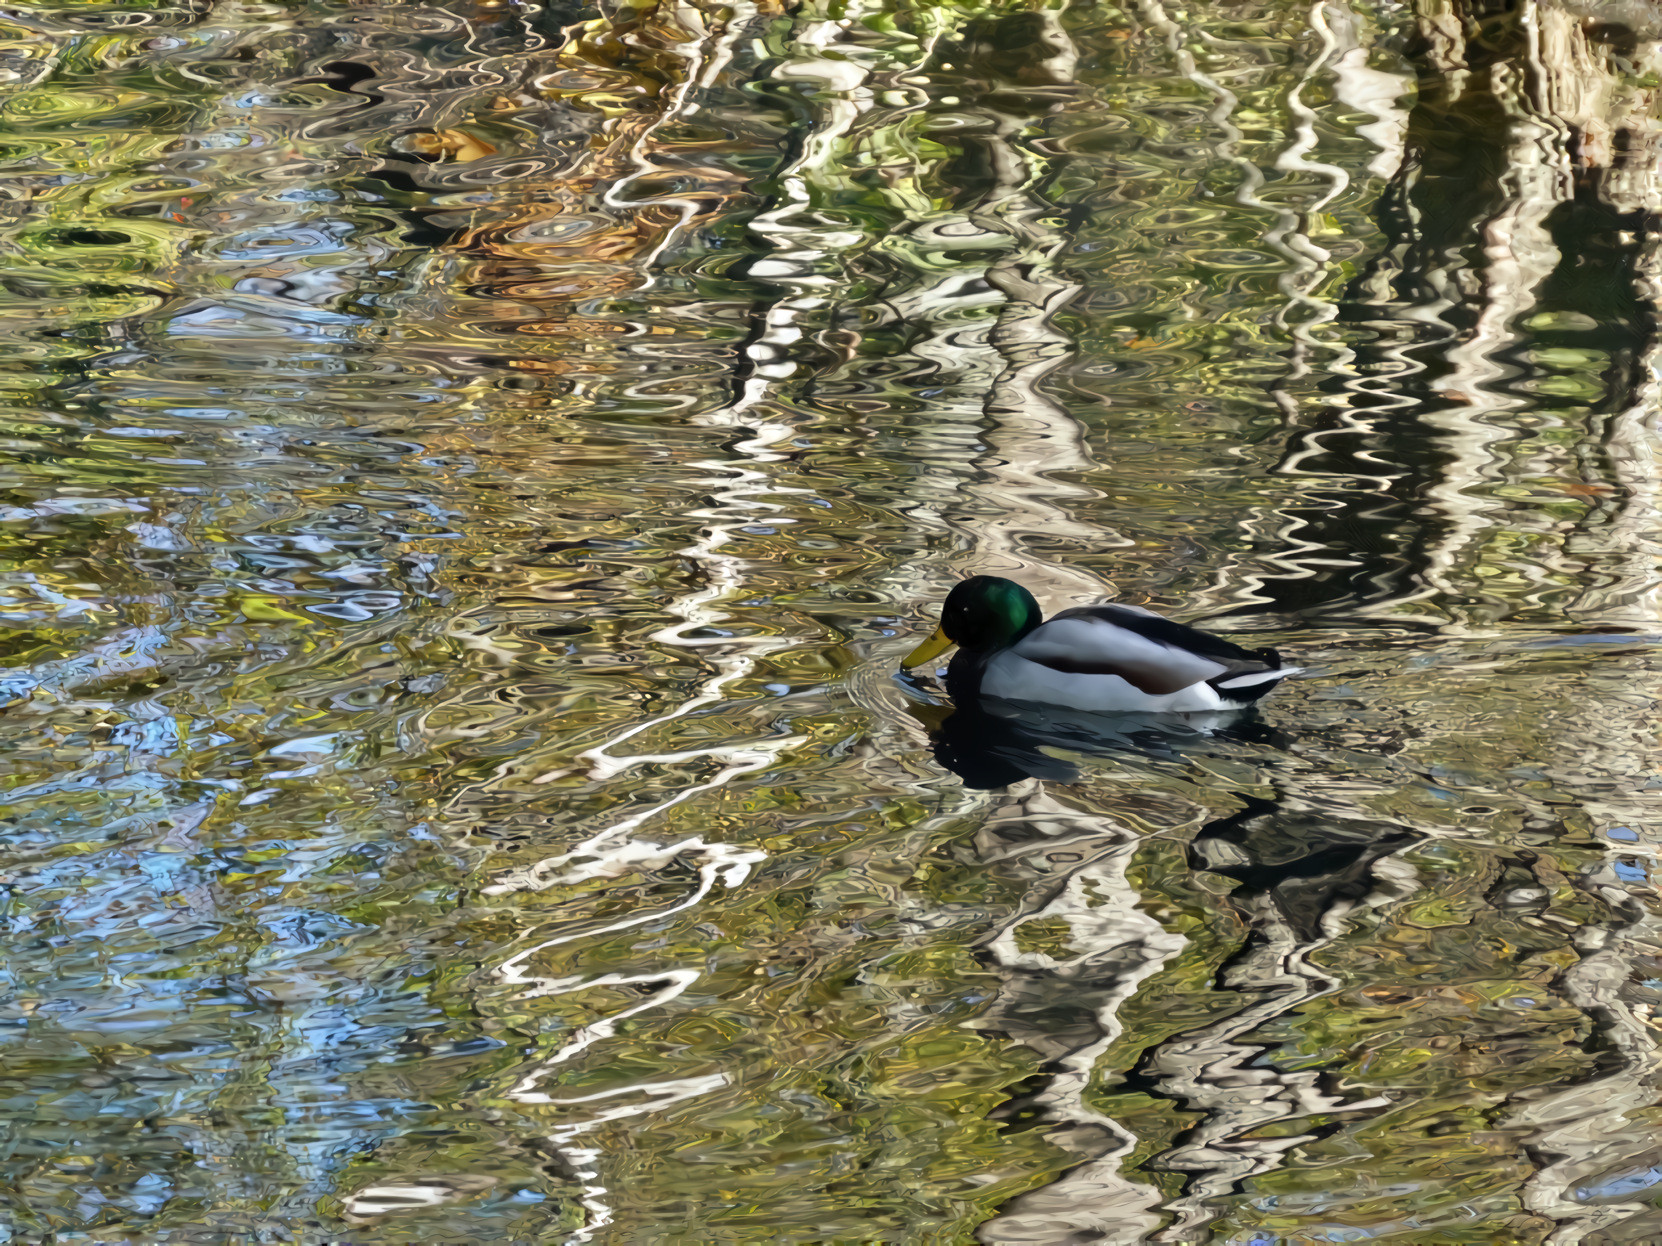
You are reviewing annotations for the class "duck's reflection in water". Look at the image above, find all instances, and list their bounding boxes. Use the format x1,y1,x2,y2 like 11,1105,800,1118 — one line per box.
911,689,1289,790
905,690,1419,1244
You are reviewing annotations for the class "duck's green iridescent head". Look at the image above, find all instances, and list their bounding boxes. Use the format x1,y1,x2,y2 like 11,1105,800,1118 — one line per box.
902,576,1043,667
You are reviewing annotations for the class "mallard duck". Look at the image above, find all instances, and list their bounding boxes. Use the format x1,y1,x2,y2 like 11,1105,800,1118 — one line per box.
901,575,1298,713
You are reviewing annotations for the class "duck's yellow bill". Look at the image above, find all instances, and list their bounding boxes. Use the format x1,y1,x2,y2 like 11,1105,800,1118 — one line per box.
902,626,954,669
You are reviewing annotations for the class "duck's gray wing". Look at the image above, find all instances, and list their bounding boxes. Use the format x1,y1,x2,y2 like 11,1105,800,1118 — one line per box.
1013,605,1280,696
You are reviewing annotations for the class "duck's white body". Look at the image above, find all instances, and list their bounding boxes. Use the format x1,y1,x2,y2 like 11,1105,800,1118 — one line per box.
970,605,1297,714
981,651,1232,712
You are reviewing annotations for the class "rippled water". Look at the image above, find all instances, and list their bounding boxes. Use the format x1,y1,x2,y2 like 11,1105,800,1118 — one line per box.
4,0,1662,1240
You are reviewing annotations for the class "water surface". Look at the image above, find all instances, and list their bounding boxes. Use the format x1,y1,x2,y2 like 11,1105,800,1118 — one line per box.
2,0,1661,1241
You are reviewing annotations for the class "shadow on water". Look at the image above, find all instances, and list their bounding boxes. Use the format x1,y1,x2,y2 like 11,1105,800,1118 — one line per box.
913,689,1424,957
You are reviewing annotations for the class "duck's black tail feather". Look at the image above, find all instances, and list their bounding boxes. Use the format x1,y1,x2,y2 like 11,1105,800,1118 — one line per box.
1208,656,1300,705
